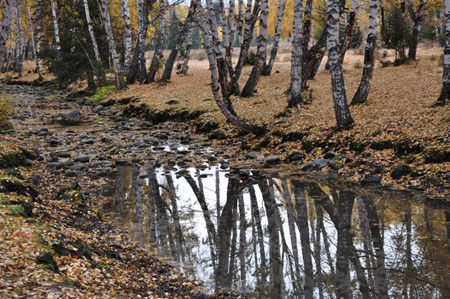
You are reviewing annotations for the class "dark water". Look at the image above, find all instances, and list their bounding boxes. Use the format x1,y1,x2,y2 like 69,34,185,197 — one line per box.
103,164,450,298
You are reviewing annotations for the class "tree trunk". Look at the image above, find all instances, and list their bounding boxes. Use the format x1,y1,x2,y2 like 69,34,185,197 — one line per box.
237,0,244,45
234,0,261,81
14,0,23,76
50,0,61,52
406,0,425,60
25,0,42,80
145,0,167,84
301,0,314,61
161,3,195,82
180,25,193,75
351,0,378,105
120,0,133,73
100,0,125,89
194,0,268,135
339,0,359,63
261,0,286,76
83,0,100,61
301,28,327,90
0,0,11,74
241,0,268,97
327,0,354,130
438,0,450,105
287,0,305,108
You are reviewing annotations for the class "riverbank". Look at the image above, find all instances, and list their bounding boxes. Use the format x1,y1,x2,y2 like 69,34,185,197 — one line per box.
0,85,240,298
110,47,449,200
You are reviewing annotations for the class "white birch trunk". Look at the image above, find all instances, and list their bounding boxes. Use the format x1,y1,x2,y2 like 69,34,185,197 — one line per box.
241,0,268,97
83,0,100,61
0,0,12,73
120,0,132,72
287,0,304,108
100,0,124,88
50,0,61,52
14,0,23,76
180,25,193,75
438,0,450,105
351,0,378,104
25,0,42,80
237,0,244,45
327,0,354,129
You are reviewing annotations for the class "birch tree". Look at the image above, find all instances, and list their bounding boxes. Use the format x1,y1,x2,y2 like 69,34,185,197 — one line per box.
406,0,426,60
340,0,360,63
287,0,304,109
261,0,286,76
100,0,125,89
0,0,12,74
145,0,167,84
25,0,42,80
437,0,450,105
241,0,268,97
120,0,132,72
180,25,193,75
82,0,101,64
351,0,378,105
327,0,354,129
49,0,60,52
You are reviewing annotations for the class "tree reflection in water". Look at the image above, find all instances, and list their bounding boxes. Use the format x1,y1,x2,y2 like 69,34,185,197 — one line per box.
103,165,450,298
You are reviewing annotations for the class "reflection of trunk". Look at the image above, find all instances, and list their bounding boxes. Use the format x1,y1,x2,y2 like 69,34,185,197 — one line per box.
216,178,243,291
148,167,170,256
403,203,413,298
229,195,238,289
135,169,144,247
249,184,266,296
146,169,157,245
184,174,217,251
292,182,314,298
315,206,325,299
238,193,247,288
115,167,126,223
259,179,282,299
166,172,184,262
446,210,450,253
281,181,301,293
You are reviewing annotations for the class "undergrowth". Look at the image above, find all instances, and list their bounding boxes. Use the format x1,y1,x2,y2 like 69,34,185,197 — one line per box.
89,86,116,103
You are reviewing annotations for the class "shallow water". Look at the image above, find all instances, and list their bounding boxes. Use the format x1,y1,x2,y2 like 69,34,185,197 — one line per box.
103,164,450,298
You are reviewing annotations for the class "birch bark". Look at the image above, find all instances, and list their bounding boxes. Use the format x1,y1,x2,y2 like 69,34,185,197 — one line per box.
261,0,286,76
25,0,42,80
340,0,359,63
406,0,425,60
14,0,23,76
100,0,125,88
120,0,132,72
0,0,11,74
180,25,192,75
50,0,60,52
437,0,450,105
327,0,354,129
145,0,167,83
241,0,268,97
83,0,100,61
287,0,304,108
351,0,378,104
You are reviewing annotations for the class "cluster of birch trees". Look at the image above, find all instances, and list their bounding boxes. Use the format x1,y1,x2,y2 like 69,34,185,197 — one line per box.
0,0,449,130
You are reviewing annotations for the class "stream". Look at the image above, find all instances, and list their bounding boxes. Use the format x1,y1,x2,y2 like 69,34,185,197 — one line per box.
3,84,450,298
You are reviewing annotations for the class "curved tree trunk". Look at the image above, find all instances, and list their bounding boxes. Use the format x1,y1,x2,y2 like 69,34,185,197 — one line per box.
161,3,195,82
145,0,167,84
437,0,450,105
100,0,125,89
351,0,378,105
287,0,305,108
327,0,354,130
241,0,268,97
301,27,327,90
261,0,286,76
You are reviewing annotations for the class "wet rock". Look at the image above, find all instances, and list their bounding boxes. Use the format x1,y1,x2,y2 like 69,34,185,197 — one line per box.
57,110,82,126
70,164,88,171
166,99,180,105
361,176,382,185
391,164,409,180
93,105,104,113
48,138,62,147
323,151,336,159
115,159,132,166
246,151,259,159
81,139,96,145
35,128,50,136
301,158,330,171
286,152,304,163
74,155,95,163
55,151,71,158
266,156,281,165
